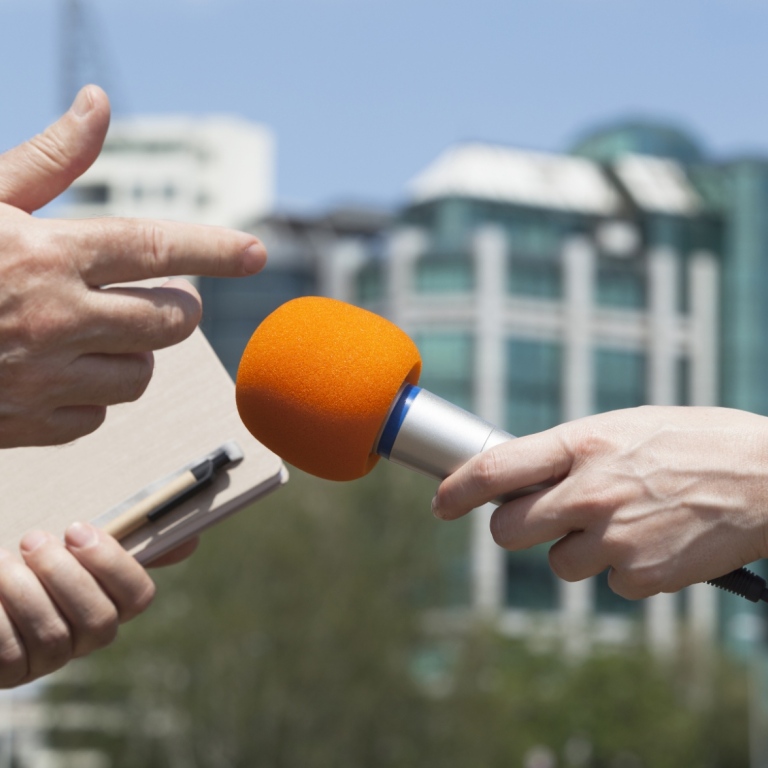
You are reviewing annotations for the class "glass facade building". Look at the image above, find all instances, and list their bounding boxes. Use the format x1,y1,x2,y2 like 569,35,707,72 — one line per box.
196,119,768,656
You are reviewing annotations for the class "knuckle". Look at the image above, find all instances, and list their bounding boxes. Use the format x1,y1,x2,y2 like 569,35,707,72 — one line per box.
142,224,174,277
14,305,74,353
0,237,82,352
548,543,579,581
471,450,502,492
36,620,73,667
571,422,614,461
82,608,119,651
156,302,196,347
28,133,71,174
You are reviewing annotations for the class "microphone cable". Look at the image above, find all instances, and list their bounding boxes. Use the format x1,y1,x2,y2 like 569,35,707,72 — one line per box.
707,566,768,603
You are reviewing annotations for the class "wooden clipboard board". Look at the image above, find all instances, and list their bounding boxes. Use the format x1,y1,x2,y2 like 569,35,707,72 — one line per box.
0,328,287,564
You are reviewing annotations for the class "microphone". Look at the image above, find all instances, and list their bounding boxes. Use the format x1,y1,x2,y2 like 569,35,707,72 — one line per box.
235,296,768,605
234,296,514,485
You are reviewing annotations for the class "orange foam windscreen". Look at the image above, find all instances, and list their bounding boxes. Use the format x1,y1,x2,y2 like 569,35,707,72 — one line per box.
236,297,422,481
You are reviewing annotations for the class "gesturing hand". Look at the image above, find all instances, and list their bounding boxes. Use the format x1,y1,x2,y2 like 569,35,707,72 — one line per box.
0,85,266,447
433,406,768,599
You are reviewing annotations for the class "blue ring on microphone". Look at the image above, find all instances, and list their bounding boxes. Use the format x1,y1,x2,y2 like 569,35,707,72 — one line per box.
377,384,420,459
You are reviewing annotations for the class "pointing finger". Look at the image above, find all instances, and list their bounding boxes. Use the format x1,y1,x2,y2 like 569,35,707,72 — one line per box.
61,217,267,285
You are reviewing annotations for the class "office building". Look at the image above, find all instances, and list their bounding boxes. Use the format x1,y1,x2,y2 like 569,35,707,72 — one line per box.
64,113,274,228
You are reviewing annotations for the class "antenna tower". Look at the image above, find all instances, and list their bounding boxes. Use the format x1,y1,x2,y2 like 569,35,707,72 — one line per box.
59,0,122,113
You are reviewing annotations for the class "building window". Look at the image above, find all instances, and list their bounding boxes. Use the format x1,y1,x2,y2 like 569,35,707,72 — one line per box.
433,198,472,253
594,348,646,412
412,331,473,411
596,255,646,309
72,184,110,204
647,214,688,251
199,269,315,377
512,219,561,256
505,338,562,436
594,570,642,615
506,544,559,611
415,254,474,294
508,255,562,299
356,261,384,303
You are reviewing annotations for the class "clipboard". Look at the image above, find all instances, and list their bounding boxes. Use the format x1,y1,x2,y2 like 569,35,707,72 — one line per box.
0,328,288,564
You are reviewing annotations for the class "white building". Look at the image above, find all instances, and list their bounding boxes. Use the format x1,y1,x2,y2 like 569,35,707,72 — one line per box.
64,114,274,229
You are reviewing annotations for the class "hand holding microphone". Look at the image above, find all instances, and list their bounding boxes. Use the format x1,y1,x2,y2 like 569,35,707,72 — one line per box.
235,297,768,604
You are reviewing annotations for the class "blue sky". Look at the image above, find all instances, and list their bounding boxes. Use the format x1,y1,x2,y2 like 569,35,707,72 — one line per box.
1,0,768,211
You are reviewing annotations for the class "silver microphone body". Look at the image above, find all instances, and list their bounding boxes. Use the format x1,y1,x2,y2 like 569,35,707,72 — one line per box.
375,385,547,503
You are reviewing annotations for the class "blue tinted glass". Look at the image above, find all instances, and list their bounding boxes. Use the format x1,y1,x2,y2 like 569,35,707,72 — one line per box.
356,261,384,302
594,570,642,615
594,348,646,412
508,256,562,298
413,332,474,412
596,256,646,309
200,269,315,377
506,544,559,611
505,339,562,436
415,254,474,293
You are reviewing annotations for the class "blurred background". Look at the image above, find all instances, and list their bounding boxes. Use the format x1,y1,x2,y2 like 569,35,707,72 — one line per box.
2,0,768,765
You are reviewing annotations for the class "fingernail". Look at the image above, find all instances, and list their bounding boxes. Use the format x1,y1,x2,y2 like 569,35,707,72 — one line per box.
20,530,50,554
431,496,443,519
243,242,266,274
72,86,93,117
65,522,99,549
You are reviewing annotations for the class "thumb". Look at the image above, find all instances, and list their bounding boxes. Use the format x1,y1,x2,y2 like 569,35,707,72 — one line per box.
0,85,110,213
